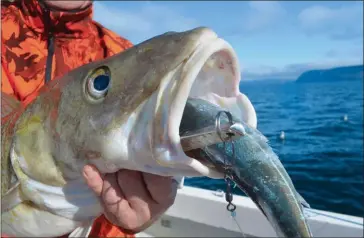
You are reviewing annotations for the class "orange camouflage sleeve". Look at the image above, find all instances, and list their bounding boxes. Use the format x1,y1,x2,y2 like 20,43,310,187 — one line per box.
1,33,16,99
93,21,134,57
89,215,135,238
1,63,16,98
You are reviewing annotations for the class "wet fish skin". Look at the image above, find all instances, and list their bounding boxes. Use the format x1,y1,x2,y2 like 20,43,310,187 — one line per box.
181,98,312,238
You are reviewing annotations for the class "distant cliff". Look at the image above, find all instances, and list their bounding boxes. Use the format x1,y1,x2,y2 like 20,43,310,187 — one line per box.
296,65,363,83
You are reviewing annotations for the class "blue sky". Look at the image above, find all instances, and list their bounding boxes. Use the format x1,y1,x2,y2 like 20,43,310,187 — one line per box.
93,1,363,80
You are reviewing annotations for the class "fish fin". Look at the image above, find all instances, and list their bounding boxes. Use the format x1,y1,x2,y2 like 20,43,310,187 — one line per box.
69,221,93,238
1,93,22,119
297,192,311,208
1,182,28,213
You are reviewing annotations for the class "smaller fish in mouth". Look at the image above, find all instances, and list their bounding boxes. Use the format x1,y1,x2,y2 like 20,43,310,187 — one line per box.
179,98,313,238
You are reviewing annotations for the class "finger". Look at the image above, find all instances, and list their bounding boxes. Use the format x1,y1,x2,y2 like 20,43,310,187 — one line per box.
142,173,178,205
116,170,155,221
101,173,126,206
102,173,137,228
117,171,177,233
83,164,103,196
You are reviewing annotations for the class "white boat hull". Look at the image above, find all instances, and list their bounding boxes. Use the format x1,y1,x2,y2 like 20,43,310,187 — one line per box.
137,186,363,237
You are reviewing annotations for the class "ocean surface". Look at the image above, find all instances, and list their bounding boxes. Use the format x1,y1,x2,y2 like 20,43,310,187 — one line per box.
184,79,363,217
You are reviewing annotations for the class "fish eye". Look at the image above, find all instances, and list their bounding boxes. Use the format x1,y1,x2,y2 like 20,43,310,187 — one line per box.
85,66,111,101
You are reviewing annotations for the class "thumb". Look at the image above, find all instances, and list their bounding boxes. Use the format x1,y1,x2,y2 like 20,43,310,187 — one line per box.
83,164,103,196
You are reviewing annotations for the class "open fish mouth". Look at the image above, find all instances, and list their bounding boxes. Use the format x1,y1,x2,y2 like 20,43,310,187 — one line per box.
138,28,257,178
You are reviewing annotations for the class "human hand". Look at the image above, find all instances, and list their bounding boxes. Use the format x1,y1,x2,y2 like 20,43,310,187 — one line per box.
82,165,178,233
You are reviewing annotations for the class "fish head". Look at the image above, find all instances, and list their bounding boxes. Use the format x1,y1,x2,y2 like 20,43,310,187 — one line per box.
35,27,257,178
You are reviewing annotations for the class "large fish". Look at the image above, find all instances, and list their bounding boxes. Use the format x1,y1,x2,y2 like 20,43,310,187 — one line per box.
181,98,312,238
1,27,310,237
